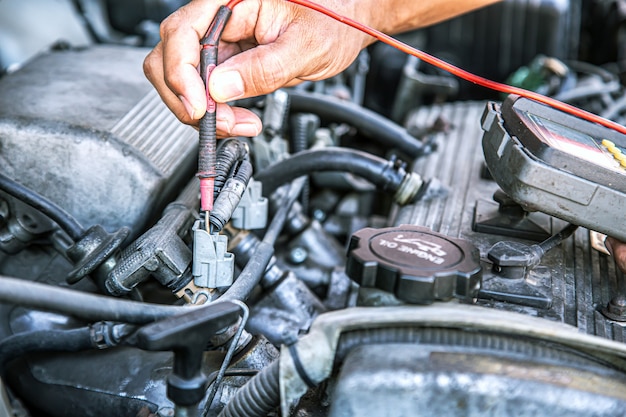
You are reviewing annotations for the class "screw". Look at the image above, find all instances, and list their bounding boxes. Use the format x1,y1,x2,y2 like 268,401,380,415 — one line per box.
312,209,326,222
288,246,308,265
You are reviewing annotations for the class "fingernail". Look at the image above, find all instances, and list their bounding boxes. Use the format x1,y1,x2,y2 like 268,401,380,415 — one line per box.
231,122,262,138
212,70,245,102
179,95,198,120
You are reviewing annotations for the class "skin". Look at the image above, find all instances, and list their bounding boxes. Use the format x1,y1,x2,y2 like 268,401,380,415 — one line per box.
606,237,626,273
144,0,499,137
143,0,626,272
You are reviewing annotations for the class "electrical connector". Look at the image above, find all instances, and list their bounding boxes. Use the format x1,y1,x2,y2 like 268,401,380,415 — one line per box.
231,179,268,230
192,219,234,289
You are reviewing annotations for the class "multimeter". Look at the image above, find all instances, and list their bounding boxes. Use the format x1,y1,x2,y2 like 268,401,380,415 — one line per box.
481,94,626,242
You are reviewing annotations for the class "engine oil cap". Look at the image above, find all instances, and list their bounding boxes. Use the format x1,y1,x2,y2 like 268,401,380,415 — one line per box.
346,225,482,304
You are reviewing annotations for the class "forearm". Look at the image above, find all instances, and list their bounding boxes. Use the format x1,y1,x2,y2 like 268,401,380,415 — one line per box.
367,0,502,35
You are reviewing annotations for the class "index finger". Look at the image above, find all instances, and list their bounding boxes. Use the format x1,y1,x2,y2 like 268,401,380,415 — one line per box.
160,1,229,118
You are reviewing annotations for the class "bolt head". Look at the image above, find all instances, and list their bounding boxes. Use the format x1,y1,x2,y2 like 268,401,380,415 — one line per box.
608,295,626,316
288,246,308,264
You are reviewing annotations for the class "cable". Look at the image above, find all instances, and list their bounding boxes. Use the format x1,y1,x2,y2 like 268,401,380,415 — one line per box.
202,300,249,416
213,139,250,196
223,0,626,136
0,327,93,373
281,0,626,136
0,172,85,241
0,275,190,324
198,5,233,214
226,0,244,8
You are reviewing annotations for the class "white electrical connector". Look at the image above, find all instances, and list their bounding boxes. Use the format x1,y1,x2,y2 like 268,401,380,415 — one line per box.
191,219,234,289
231,179,268,230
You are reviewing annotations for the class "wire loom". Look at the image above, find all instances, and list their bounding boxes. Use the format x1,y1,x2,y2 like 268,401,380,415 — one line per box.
220,0,626,136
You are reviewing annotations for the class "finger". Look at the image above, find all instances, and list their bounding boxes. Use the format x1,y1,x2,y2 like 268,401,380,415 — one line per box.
606,237,626,273
209,36,310,102
144,43,197,125
216,104,262,138
159,1,231,119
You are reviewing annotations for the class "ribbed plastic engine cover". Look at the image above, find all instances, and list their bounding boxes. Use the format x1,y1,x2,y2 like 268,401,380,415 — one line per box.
0,46,197,235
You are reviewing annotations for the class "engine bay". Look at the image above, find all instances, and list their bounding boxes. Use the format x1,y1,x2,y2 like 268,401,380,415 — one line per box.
1,1,626,416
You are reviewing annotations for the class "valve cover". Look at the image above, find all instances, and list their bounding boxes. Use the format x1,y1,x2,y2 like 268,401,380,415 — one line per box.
0,46,197,235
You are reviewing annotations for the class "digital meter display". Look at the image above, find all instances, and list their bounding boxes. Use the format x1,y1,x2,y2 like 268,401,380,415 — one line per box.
498,95,626,194
520,111,625,174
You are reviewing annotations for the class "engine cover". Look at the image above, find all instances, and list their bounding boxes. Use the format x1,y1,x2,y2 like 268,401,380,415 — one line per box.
0,45,197,235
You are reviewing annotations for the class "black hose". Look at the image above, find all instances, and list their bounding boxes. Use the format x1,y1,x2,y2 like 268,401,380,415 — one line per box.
261,177,306,245
289,113,318,211
254,148,405,196
0,276,188,324
287,90,424,157
217,360,280,417
219,241,274,303
0,327,93,372
0,172,85,241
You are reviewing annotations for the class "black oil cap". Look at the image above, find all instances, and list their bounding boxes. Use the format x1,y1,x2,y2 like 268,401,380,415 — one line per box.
346,225,482,304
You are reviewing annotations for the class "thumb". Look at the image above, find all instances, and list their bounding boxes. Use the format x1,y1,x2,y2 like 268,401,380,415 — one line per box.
209,41,304,102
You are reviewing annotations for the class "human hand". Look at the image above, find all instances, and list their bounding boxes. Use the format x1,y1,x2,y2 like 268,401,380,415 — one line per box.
606,237,626,274
144,0,373,138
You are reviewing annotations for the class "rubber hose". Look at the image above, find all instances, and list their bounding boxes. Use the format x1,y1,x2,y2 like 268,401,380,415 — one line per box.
0,275,188,324
218,360,280,417
261,176,306,245
287,90,424,157
289,113,317,153
0,172,84,241
0,327,92,372
254,148,404,196
219,241,274,303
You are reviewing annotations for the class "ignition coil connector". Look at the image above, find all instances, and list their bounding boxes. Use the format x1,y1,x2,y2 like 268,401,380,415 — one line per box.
192,219,235,289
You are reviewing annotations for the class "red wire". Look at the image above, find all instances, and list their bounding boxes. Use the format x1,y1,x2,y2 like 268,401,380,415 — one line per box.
225,0,243,9
228,0,626,136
